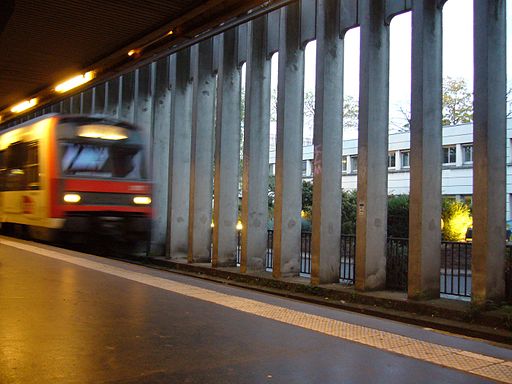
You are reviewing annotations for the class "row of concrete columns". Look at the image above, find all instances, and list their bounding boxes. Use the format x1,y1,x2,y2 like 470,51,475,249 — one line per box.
18,0,506,303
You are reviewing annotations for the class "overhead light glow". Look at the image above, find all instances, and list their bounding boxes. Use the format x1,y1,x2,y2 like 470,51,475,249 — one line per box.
55,71,95,93
128,49,142,57
11,98,38,113
167,30,174,36
77,125,128,141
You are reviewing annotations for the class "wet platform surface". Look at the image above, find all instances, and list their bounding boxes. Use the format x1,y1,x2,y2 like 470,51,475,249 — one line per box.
0,237,511,384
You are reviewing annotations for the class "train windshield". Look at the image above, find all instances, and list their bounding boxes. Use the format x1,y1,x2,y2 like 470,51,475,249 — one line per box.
60,142,146,180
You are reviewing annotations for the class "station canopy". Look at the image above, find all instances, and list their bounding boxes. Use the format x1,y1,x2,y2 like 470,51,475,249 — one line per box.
0,0,276,114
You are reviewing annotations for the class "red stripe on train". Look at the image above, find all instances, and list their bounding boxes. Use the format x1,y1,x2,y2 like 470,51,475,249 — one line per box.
63,179,151,194
60,205,152,214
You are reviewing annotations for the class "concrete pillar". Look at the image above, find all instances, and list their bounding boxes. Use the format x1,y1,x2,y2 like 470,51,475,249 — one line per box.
240,17,271,273
212,29,241,268
134,65,154,175
168,50,193,260
472,0,506,303
311,0,343,285
93,84,106,114
106,79,120,117
355,0,390,291
150,56,172,256
272,4,304,279
188,40,216,263
120,72,135,123
408,0,443,300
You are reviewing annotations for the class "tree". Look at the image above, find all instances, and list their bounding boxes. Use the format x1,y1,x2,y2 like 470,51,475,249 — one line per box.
271,89,359,131
301,180,313,218
442,77,473,126
393,76,474,130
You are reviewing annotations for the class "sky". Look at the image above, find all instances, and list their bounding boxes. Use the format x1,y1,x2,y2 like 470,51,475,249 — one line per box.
268,0,511,139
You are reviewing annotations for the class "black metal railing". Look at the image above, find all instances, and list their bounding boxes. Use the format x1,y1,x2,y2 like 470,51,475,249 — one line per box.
440,241,472,298
232,229,512,302
340,235,356,283
266,229,273,269
506,245,512,302
386,237,409,291
236,230,241,265
300,232,312,274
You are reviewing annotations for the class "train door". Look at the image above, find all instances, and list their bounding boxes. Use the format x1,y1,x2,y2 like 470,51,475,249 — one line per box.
2,140,43,222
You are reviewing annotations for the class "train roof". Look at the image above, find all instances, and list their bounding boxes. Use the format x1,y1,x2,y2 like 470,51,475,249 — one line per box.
0,113,139,133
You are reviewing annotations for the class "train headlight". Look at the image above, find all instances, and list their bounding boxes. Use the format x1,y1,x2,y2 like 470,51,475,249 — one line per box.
63,193,81,203
133,196,151,205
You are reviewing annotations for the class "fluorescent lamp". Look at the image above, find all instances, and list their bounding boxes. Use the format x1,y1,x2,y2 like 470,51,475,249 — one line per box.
11,98,38,113
55,71,94,93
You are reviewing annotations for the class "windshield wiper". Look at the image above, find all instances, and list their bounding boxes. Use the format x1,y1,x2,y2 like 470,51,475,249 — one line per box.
67,144,84,171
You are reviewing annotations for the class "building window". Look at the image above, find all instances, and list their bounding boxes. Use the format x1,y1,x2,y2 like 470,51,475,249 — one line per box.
388,152,396,168
401,151,410,168
302,160,308,176
342,156,348,173
463,144,473,163
443,145,456,164
350,155,358,173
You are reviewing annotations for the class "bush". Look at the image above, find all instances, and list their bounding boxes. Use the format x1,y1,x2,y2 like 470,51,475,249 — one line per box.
441,199,472,241
388,195,409,238
341,189,357,235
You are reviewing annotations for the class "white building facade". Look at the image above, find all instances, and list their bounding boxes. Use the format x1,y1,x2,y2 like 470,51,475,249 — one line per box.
269,118,512,219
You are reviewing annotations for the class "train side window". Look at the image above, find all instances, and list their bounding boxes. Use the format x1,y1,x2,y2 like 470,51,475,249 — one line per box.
24,142,39,190
5,142,27,191
0,151,6,191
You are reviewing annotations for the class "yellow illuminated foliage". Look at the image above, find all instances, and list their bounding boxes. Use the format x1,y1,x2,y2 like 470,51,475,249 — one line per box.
441,200,472,242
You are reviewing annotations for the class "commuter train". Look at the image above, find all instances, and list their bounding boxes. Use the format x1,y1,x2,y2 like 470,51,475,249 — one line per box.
0,114,151,249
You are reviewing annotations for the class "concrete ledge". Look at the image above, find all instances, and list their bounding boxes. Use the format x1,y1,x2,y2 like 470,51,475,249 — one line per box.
124,256,512,346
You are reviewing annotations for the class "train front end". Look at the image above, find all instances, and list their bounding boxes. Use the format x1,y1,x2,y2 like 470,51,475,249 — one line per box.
50,116,151,250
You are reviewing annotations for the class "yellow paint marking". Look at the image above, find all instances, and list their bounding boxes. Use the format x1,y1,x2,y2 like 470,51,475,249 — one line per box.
2,239,511,383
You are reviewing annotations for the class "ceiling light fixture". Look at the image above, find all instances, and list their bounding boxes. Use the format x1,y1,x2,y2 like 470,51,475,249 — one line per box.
55,71,95,93
11,98,38,113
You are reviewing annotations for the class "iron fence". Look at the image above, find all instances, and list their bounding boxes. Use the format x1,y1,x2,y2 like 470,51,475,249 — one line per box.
340,235,356,283
440,241,471,298
236,230,241,265
266,230,273,269
506,245,512,302
300,232,312,274
386,237,409,291
235,230,512,303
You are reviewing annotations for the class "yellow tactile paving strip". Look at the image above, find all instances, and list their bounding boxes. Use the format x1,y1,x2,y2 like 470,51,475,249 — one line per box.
3,239,512,383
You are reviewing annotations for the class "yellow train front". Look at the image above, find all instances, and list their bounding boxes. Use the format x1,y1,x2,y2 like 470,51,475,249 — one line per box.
0,114,152,253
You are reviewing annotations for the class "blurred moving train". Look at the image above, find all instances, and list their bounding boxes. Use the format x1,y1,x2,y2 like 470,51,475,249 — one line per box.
0,114,152,249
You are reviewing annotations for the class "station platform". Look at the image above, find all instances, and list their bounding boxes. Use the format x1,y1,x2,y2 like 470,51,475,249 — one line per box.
1,237,511,383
